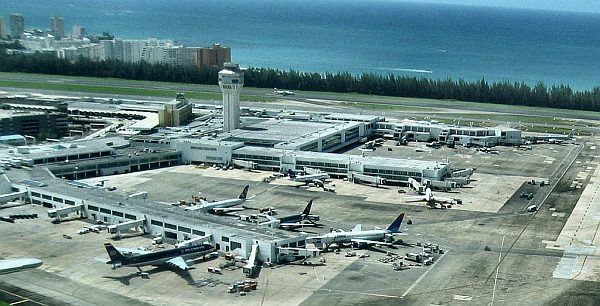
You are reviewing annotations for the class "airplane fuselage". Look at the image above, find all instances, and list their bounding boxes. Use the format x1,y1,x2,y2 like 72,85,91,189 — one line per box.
308,229,389,245
199,198,244,212
112,244,213,268
0,258,43,275
291,174,329,183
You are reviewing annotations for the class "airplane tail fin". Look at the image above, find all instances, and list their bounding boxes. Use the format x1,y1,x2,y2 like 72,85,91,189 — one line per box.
387,213,405,233
104,243,126,262
239,185,250,199
302,200,313,215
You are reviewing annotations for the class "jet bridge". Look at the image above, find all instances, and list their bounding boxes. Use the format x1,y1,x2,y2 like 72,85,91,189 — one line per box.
277,246,321,262
107,219,146,237
175,234,213,248
0,191,27,204
243,243,259,277
47,204,85,221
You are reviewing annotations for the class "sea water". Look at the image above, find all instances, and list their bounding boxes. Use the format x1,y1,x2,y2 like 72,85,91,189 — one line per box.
1,0,600,89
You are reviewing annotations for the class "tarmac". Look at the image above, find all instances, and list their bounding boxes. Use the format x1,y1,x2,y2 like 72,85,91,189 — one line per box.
0,136,598,305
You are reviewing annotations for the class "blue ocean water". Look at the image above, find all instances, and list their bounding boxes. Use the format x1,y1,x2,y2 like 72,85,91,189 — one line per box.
1,0,600,89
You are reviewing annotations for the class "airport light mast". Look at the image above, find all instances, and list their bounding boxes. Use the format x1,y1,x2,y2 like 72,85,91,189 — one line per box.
218,63,244,133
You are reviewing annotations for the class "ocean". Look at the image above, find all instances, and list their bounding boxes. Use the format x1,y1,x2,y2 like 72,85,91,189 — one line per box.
1,0,600,89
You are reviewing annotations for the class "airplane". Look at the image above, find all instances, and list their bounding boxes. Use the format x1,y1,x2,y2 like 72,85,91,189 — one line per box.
287,170,329,187
306,213,405,251
0,258,43,275
273,88,295,96
96,242,214,272
404,187,458,208
259,200,320,229
184,185,251,214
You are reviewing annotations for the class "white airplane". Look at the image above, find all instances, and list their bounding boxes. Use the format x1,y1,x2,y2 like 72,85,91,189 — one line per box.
0,258,43,275
306,213,405,251
404,187,457,208
185,185,250,214
288,170,329,187
273,88,295,96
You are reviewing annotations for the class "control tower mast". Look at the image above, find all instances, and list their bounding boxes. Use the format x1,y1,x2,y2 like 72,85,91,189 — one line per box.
218,63,244,132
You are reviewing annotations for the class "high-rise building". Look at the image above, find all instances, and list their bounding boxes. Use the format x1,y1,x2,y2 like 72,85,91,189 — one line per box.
51,16,64,39
72,25,85,38
10,13,25,39
0,17,8,40
100,40,115,60
196,43,231,67
219,63,244,133
122,40,144,63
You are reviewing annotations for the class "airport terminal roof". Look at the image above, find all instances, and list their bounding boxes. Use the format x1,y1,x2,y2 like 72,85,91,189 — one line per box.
235,146,448,171
221,119,361,147
6,168,298,241
0,137,129,160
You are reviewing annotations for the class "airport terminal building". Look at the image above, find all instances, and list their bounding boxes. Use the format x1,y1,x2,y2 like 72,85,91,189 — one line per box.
3,168,306,264
375,119,522,147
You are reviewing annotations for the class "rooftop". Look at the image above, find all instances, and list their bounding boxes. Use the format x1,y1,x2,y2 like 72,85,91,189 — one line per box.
7,168,299,241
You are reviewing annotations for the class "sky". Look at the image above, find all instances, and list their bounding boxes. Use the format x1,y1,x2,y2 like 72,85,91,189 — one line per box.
407,0,600,14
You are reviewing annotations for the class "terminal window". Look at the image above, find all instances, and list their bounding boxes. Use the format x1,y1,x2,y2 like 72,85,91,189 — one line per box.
87,205,99,211
164,223,176,230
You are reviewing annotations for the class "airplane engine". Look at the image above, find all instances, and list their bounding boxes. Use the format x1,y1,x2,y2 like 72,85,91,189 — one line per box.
111,262,122,269
384,234,394,242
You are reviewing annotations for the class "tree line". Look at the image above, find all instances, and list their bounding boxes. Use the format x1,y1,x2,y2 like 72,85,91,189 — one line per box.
0,51,599,111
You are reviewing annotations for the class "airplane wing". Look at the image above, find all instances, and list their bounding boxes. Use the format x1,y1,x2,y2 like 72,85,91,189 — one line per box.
433,196,455,204
165,257,189,271
279,222,318,228
404,196,425,202
211,207,245,213
184,205,203,211
350,239,393,246
94,257,111,264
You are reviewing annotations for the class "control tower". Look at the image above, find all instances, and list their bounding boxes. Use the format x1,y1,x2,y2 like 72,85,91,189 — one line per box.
219,63,244,132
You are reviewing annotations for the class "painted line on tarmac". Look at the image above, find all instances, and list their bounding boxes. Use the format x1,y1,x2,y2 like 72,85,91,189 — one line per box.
317,288,402,299
401,251,448,298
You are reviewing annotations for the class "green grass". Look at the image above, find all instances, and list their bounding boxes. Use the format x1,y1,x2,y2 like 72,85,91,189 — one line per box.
0,301,8,306
0,79,274,103
343,101,438,112
516,125,591,136
426,113,598,127
1,72,598,119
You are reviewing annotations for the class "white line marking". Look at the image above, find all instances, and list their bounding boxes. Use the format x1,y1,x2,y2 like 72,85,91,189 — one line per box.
401,251,448,298
490,235,505,305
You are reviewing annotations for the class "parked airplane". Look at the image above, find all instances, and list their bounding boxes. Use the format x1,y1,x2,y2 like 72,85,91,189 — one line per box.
288,170,329,187
306,213,405,250
273,88,295,96
97,243,214,272
0,258,43,275
404,187,457,208
259,200,320,229
185,185,250,213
